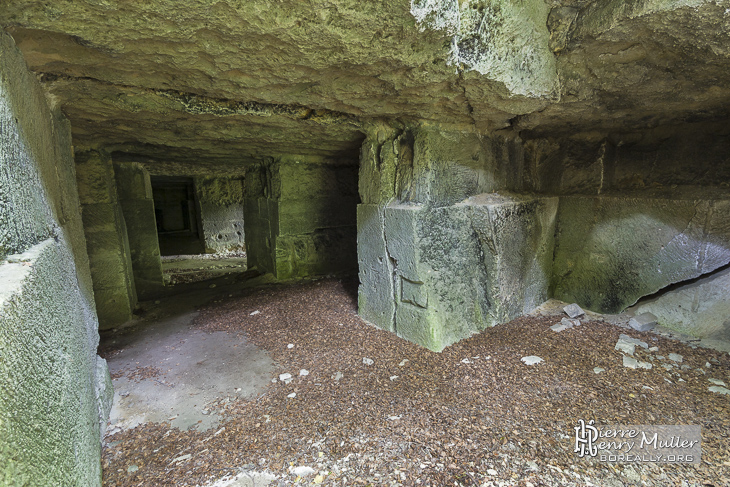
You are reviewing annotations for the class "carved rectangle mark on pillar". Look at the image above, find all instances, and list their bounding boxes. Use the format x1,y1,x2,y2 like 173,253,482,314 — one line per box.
401,277,427,308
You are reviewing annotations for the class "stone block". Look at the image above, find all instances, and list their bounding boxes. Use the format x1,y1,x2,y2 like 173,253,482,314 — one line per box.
383,203,421,281
635,265,730,340
363,193,558,351
94,287,134,329
74,151,117,205
563,303,585,318
275,227,356,280
357,204,395,332
401,278,427,308
629,312,658,332
244,197,276,274
279,196,358,236
114,162,153,201
552,196,730,313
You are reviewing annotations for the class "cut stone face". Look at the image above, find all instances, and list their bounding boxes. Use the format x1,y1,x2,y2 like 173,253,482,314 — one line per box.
629,313,658,332
359,192,558,352
552,196,730,314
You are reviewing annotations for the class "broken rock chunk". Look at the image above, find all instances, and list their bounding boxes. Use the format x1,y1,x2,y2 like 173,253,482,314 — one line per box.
623,356,652,370
629,312,657,332
709,386,730,395
563,303,585,318
615,334,649,355
562,317,581,327
551,317,580,332
291,466,315,477
521,356,544,366
550,323,571,333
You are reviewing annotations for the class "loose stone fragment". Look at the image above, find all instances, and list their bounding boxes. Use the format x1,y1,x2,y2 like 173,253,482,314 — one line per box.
629,312,657,332
563,303,584,318
550,323,571,332
623,356,651,369
291,466,315,476
299,369,309,376
623,356,639,369
562,317,581,327
279,373,292,382
668,353,683,363
615,334,649,355
709,378,727,387
362,357,374,366
709,386,730,395
521,356,543,365
250,310,260,316
593,367,605,374
287,393,296,399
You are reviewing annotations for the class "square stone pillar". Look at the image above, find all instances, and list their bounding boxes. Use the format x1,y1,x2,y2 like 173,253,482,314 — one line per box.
75,150,136,328
357,124,556,351
113,162,164,299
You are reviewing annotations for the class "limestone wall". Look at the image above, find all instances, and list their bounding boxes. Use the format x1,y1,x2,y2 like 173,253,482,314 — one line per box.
0,31,111,486
114,162,164,299
195,177,246,254
522,122,730,196
551,196,730,313
244,157,358,279
75,150,137,329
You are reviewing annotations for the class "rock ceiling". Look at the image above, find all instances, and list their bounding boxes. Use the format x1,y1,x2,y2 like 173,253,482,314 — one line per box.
2,0,730,166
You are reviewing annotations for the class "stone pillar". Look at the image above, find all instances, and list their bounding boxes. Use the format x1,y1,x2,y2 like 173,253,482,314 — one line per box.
75,149,136,328
113,162,164,299
243,157,358,279
195,177,246,254
357,123,557,351
0,30,109,486
243,160,278,275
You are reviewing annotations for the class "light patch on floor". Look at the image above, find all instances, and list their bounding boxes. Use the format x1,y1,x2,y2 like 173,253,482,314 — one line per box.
105,290,273,435
161,253,248,285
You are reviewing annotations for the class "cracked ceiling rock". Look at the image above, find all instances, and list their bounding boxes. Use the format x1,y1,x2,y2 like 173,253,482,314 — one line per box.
410,0,559,99
45,73,359,124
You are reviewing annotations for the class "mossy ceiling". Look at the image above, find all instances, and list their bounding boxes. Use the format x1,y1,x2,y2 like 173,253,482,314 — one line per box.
2,0,730,166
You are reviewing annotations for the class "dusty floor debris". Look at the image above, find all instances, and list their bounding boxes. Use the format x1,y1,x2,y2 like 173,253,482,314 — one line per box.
161,253,249,285
101,278,730,486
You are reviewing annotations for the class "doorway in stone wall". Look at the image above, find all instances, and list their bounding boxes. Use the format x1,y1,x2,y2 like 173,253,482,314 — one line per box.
151,176,205,256
151,175,249,285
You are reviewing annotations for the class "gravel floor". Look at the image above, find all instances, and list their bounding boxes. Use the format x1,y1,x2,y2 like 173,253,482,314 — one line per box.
101,278,730,486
